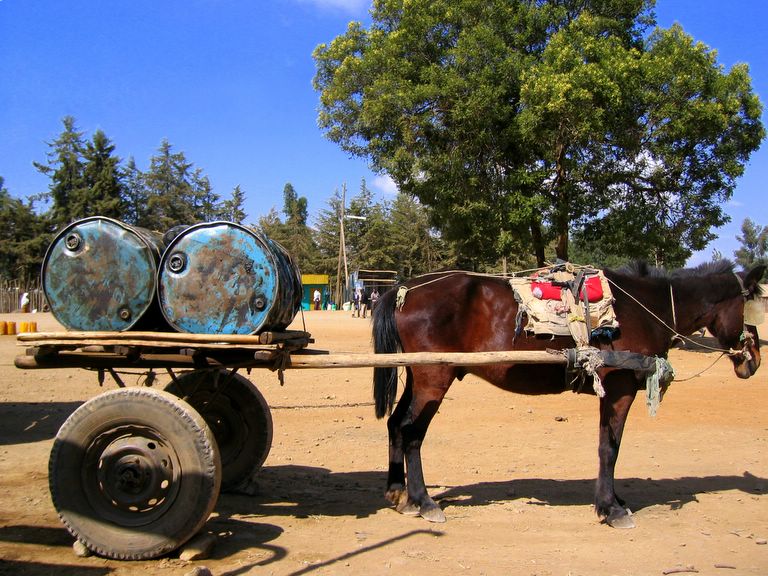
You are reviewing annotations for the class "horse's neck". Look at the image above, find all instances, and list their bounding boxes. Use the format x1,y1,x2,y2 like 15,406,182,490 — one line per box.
669,277,717,335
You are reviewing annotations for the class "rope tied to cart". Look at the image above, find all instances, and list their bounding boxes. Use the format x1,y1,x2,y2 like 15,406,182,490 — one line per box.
268,345,293,385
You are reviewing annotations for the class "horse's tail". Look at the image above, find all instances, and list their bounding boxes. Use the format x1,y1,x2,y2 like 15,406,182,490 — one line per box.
372,287,402,419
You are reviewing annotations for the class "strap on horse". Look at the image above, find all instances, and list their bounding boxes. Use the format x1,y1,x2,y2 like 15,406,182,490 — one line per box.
564,348,675,414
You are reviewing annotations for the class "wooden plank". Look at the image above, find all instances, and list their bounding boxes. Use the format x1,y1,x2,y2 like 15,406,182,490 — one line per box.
286,350,567,369
14,348,568,371
17,330,312,347
16,338,273,350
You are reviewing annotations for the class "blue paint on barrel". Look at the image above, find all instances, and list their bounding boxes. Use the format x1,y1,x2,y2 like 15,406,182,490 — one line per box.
42,217,166,331
157,222,302,334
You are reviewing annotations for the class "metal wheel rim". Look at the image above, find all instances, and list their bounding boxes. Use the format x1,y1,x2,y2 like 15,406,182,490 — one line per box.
82,424,182,527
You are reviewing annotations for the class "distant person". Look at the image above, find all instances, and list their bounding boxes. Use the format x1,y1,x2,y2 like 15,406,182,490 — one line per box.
353,288,361,317
370,288,380,312
20,292,30,313
313,288,321,311
362,289,370,318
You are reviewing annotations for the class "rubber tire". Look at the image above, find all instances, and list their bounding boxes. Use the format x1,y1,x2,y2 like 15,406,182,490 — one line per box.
165,369,273,492
49,388,221,560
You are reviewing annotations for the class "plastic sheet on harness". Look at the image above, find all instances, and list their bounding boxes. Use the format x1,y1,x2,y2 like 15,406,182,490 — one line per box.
509,267,619,344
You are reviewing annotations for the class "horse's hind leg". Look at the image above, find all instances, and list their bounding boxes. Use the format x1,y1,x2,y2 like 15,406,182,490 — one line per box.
385,370,411,512
596,370,638,528
387,366,451,523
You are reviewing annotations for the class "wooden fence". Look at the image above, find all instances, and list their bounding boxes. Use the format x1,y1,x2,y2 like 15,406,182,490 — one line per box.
0,283,47,314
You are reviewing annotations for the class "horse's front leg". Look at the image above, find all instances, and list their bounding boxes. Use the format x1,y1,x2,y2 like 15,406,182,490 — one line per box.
596,370,638,528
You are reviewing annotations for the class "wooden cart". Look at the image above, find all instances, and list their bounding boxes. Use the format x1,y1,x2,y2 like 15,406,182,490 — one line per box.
15,331,569,560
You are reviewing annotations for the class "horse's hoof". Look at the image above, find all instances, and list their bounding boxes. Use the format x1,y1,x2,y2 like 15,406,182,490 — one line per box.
420,505,446,523
396,500,421,516
607,513,635,529
385,488,406,507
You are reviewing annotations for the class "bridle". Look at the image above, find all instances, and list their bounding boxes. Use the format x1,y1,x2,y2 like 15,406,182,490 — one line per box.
731,272,756,363
607,272,756,361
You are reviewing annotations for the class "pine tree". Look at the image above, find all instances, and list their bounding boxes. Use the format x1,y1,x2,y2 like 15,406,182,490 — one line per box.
144,139,197,229
79,129,125,219
123,157,151,228
33,116,86,230
221,185,247,224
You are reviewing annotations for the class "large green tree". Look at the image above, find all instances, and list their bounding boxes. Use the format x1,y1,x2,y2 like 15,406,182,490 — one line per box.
34,118,126,229
314,0,764,267
388,192,451,277
122,157,151,228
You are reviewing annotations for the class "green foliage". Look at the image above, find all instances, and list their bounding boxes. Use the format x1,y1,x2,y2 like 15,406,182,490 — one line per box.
144,140,201,229
122,157,151,228
79,130,125,219
221,185,247,224
33,116,88,229
313,0,764,268
734,218,768,270
0,177,48,283
255,183,319,273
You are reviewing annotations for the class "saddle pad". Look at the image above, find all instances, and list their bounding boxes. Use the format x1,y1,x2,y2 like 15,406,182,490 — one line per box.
510,269,618,339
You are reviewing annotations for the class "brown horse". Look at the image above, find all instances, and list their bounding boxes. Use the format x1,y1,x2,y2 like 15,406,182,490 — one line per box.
372,261,764,528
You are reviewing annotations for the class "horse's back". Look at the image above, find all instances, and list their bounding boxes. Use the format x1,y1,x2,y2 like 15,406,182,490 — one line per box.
394,272,517,353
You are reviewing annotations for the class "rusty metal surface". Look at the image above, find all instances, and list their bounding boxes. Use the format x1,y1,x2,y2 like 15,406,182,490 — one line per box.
157,222,302,334
42,217,165,331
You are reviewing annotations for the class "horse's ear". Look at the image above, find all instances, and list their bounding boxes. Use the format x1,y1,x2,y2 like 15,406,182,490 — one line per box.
744,265,766,296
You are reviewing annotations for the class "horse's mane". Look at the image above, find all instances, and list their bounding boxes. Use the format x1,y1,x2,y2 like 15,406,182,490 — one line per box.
612,259,735,280
612,261,667,278
671,259,735,279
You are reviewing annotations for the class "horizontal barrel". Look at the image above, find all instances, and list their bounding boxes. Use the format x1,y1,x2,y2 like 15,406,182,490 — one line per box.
157,222,302,334
42,217,167,331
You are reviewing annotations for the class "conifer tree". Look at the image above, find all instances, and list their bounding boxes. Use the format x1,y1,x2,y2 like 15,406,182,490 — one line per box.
33,116,86,230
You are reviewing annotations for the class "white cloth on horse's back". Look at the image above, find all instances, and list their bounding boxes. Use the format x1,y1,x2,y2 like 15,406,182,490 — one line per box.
509,268,618,341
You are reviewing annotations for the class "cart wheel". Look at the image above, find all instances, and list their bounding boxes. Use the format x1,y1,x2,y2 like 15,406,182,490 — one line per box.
165,369,273,492
49,388,221,560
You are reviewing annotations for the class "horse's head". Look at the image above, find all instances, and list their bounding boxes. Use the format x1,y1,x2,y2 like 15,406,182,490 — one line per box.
710,264,766,379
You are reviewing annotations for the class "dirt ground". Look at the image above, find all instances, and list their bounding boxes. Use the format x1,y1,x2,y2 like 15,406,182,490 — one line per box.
0,309,766,576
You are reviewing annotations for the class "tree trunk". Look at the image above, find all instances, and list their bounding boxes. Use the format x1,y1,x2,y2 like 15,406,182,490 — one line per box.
530,217,546,267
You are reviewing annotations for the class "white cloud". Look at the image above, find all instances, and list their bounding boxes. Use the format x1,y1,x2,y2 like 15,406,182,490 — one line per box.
372,174,398,196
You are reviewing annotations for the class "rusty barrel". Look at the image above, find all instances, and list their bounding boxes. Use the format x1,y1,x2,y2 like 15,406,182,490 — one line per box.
42,217,167,331
157,221,302,334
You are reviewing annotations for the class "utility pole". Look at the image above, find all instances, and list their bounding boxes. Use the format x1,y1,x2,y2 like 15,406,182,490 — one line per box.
334,183,366,309
335,183,347,308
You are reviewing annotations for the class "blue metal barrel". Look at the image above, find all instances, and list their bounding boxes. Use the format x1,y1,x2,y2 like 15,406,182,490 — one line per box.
157,222,302,334
42,217,167,331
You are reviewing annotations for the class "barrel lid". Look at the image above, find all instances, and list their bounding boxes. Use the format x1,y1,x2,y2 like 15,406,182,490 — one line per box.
42,217,160,331
158,222,281,334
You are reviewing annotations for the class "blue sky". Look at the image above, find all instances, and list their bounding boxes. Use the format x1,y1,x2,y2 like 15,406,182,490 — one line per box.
1,0,765,266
